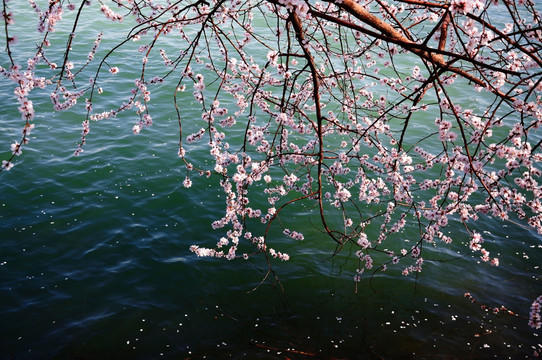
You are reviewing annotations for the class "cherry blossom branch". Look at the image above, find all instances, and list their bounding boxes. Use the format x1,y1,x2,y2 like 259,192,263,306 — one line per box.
55,0,88,88
464,292,524,319
289,10,340,243
2,0,14,67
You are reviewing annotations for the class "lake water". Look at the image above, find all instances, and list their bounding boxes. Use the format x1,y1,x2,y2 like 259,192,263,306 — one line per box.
1,2,541,359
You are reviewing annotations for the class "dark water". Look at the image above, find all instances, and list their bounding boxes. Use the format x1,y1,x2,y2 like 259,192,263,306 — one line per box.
1,3,541,359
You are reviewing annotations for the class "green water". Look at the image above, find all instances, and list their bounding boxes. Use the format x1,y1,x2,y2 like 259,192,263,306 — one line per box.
1,2,541,359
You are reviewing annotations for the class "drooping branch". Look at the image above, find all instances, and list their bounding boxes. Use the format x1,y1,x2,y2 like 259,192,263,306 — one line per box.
289,9,341,244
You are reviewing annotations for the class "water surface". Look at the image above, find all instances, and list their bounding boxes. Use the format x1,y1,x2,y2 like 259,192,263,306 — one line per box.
1,3,541,359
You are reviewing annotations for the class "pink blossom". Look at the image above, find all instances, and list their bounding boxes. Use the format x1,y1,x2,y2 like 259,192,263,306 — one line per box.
267,50,279,66
357,233,370,249
2,160,14,171
449,0,482,14
11,142,22,156
183,177,192,188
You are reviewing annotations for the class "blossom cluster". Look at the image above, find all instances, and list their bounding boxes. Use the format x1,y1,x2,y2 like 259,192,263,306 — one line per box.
100,4,124,22
530,296,542,329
